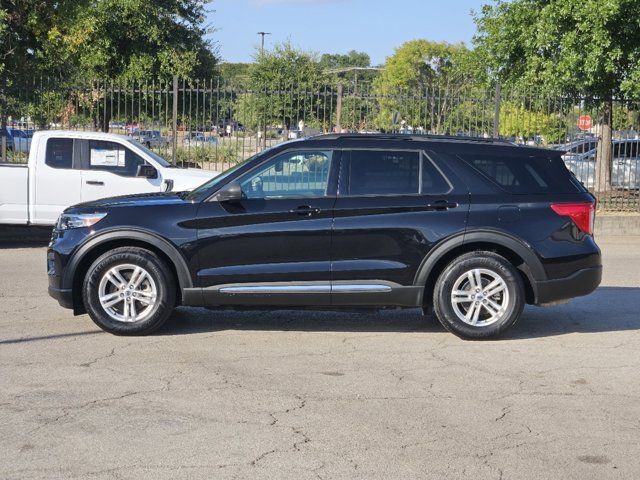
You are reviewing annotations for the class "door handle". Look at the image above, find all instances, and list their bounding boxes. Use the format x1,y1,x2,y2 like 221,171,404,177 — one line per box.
289,205,321,216
86,180,105,186
426,200,458,211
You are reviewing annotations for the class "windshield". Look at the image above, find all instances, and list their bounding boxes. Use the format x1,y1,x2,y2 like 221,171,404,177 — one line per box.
127,139,171,167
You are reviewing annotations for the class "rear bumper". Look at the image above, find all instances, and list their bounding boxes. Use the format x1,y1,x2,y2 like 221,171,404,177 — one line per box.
534,265,602,305
48,286,74,310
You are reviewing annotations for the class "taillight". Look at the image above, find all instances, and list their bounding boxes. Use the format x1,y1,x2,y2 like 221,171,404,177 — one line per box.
550,202,595,235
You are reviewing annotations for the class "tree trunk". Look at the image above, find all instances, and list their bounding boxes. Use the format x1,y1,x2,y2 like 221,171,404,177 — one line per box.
595,97,612,194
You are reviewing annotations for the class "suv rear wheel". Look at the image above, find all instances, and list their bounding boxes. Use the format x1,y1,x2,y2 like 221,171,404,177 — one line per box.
82,247,176,335
433,251,525,339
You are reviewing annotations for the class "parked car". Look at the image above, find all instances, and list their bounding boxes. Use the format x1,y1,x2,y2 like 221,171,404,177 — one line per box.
47,134,601,339
0,130,218,226
560,139,640,189
5,128,33,153
556,138,599,161
125,122,139,135
216,121,245,136
288,129,303,139
183,132,218,147
137,130,169,148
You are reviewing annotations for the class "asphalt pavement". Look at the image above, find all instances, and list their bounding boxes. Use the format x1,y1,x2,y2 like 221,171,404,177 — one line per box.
0,235,639,479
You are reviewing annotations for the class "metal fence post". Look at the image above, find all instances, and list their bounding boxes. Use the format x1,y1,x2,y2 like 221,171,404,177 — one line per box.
1,76,7,162
172,75,178,166
493,82,501,138
335,83,343,133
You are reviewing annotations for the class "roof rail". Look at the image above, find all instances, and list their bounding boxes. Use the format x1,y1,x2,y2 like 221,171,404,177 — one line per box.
311,133,515,145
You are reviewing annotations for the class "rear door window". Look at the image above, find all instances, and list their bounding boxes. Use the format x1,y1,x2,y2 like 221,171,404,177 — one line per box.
347,150,420,196
344,150,450,196
459,152,581,194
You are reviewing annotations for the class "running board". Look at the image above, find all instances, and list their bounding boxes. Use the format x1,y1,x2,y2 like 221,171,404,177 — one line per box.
218,284,392,294
190,281,423,308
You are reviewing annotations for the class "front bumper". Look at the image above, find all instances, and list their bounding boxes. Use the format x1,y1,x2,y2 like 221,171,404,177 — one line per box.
534,265,602,305
48,285,74,310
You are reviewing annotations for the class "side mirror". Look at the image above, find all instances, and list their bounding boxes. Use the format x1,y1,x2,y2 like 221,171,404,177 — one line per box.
215,181,244,202
137,164,157,178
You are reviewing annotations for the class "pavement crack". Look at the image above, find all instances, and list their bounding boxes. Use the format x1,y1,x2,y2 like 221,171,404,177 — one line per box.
249,449,277,466
26,389,158,435
78,347,115,368
251,394,310,467
495,406,511,422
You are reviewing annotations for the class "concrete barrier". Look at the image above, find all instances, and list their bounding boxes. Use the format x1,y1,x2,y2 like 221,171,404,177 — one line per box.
595,214,640,236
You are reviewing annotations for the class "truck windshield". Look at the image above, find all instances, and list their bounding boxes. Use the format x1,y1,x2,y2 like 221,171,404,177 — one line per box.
127,139,171,167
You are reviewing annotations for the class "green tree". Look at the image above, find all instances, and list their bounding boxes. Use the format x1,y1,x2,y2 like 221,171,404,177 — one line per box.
318,50,377,83
234,42,324,133
498,102,567,145
373,40,484,132
319,50,370,71
0,8,8,76
1,0,217,131
474,0,640,191
2,0,216,80
218,63,251,85
41,0,216,79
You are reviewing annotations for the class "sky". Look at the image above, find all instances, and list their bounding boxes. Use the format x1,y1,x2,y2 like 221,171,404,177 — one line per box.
208,0,484,65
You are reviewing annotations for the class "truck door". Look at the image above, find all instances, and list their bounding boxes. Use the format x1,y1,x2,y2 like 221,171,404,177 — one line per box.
79,139,161,202
32,137,82,225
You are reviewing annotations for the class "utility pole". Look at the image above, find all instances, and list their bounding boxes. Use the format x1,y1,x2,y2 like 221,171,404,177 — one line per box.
257,32,271,52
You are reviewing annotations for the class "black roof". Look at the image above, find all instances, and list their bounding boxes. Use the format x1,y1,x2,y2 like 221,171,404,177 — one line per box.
288,133,558,157
310,133,517,146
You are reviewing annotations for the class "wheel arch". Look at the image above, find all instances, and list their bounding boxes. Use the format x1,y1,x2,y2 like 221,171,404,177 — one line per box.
64,230,192,313
415,230,545,306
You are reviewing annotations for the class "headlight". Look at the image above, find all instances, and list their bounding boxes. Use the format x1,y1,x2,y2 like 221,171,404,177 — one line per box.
56,213,107,230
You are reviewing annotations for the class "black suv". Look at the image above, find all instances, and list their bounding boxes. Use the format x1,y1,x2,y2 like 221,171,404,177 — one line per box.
48,134,602,339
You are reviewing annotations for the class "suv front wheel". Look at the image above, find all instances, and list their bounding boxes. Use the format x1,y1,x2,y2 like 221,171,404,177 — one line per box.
82,247,176,335
433,251,525,339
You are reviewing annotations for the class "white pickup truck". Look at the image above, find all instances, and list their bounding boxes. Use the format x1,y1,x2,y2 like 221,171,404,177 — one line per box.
0,130,218,226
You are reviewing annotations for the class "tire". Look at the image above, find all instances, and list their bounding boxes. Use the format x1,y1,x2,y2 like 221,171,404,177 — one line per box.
82,247,176,335
432,251,525,340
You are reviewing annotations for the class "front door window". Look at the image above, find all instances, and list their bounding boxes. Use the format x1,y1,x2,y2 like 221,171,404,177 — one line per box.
240,150,332,199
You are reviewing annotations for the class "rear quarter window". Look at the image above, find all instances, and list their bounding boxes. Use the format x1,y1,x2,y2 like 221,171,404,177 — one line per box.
459,152,581,194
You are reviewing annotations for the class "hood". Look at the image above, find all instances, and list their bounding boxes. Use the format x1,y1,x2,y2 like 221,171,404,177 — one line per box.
65,191,189,212
165,168,219,191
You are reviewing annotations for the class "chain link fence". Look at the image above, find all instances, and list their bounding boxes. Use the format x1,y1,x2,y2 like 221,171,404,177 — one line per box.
2,76,639,211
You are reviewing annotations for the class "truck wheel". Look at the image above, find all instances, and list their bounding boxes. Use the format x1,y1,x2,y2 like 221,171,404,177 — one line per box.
432,251,524,340
82,247,176,335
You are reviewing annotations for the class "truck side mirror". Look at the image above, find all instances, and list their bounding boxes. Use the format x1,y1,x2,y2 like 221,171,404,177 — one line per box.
214,181,244,202
136,164,157,178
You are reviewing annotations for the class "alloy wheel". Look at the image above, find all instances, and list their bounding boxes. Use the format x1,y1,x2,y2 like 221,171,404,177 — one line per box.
97,263,158,323
450,268,509,327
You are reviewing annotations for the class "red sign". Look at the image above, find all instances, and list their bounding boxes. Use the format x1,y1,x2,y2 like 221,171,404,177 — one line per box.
578,115,592,131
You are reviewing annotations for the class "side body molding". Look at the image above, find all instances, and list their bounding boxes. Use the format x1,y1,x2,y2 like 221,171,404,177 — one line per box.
63,228,194,291
413,229,547,287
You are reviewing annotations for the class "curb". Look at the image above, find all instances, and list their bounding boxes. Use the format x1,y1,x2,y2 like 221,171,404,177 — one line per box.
595,215,640,236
